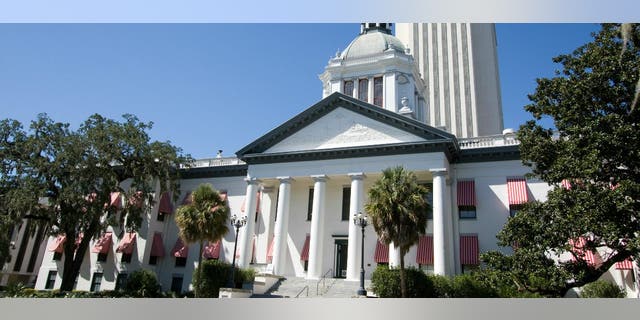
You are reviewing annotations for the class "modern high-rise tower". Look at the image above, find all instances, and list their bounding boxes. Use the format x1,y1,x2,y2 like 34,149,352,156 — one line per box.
397,23,504,138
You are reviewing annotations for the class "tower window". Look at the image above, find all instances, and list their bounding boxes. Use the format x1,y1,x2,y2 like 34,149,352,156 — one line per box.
343,80,354,97
358,79,369,103
373,77,383,107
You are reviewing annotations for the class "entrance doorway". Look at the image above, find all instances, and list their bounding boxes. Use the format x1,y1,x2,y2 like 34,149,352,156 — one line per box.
334,239,348,278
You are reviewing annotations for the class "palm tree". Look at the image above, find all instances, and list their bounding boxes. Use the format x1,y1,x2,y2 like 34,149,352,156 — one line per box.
365,166,430,298
175,183,229,297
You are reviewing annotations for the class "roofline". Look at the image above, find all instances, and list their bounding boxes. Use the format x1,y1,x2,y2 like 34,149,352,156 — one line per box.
236,92,459,158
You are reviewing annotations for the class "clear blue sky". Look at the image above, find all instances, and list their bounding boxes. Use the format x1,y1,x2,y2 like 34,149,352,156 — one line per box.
0,23,600,159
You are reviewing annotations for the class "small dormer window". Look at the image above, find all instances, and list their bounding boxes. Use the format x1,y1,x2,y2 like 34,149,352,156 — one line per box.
343,80,354,97
358,79,369,103
373,77,383,107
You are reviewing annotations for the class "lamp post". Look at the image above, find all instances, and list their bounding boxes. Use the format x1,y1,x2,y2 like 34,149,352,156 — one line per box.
227,214,247,288
353,211,368,297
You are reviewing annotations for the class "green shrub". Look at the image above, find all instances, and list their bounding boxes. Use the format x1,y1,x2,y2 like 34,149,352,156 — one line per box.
580,280,625,298
429,275,453,297
371,265,434,298
125,269,161,297
192,260,256,297
450,273,498,298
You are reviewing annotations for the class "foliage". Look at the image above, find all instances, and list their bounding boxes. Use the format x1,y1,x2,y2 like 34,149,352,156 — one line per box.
371,265,434,298
192,259,255,298
579,280,626,298
450,274,498,298
175,183,229,297
485,23,640,296
0,113,190,290
124,269,162,297
365,166,431,298
429,275,453,298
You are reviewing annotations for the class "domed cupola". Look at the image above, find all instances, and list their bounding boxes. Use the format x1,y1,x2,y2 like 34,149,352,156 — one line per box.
340,23,407,60
320,23,427,123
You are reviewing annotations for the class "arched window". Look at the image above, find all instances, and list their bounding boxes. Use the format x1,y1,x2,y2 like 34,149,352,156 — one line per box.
358,79,369,103
373,77,383,107
343,80,354,97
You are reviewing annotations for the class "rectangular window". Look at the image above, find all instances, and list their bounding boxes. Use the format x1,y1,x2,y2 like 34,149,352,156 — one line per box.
343,80,354,97
373,76,383,107
419,264,434,275
341,187,351,221
304,260,309,272
509,204,523,217
171,275,184,293
149,255,158,265
461,264,479,274
307,188,314,221
45,270,57,289
121,253,132,263
358,78,369,102
458,206,477,219
157,212,165,221
175,257,187,267
115,273,128,291
90,272,103,292
97,252,108,262
52,251,63,261
421,183,433,220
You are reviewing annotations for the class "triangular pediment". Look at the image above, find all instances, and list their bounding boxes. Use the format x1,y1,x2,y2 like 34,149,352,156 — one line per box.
237,93,458,159
265,107,425,153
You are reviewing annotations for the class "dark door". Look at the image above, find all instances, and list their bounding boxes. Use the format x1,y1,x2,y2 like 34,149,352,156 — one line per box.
334,239,348,278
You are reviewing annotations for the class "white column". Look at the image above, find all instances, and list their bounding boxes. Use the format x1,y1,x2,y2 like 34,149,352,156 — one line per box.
431,169,447,275
272,177,292,275
238,177,260,268
445,177,455,275
346,173,365,281
307,175,327,280
388,242,401,268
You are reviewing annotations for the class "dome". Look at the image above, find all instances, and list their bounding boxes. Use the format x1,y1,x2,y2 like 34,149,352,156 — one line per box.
341,29,406,60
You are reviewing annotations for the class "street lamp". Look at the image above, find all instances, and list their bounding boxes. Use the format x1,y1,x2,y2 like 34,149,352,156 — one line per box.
227,214,247,288
353,211,369,297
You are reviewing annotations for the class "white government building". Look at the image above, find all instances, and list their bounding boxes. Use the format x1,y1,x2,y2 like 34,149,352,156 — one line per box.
2,23,638,297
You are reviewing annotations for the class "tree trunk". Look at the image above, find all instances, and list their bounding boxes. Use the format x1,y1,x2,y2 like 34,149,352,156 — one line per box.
59,232,92,291
196,240,203,298
399,253,407,298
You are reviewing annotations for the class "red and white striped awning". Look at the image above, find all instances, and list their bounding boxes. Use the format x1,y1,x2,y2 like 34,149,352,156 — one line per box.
460,235,479,265
109,192,122,209
170,237,188,258
158,191,173,215
266,237,275,263
91,232,113,254
241,192,261,214
203,240,221,259
457,181,476,207
416,235,433,265
374,240,389,263
300,235,310,261
507,177,529,205
570,237,601,266
47,235,66,253
150,232,165,258
615,258,634,270
561,179,572,190
116,232,137,255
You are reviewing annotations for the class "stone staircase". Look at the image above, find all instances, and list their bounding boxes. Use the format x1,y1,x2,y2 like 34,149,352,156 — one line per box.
253,276,373,298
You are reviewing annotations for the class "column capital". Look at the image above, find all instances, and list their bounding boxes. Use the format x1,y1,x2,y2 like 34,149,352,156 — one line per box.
311,174,328,182
277,176,294,183
348,172,366,180
429,168,448,177
260,186,275,193
244,177,261,185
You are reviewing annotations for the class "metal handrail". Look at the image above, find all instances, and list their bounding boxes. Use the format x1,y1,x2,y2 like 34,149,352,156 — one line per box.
295,285,309,298
316,268,333,296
